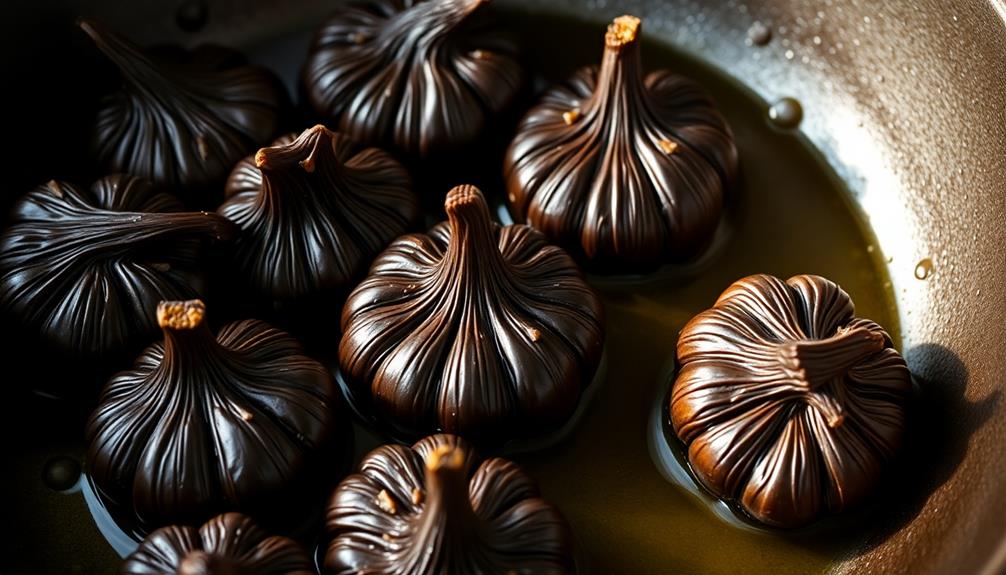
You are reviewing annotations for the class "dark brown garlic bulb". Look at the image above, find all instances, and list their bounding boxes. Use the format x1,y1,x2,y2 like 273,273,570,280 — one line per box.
0,176,233,359
218,125,417,306
504,15,738,272
325,434,573,574
86,300,343,528
340,185,604,442
303,0,522,158
122,512,313,575
79,19,286,205
670,274,911,527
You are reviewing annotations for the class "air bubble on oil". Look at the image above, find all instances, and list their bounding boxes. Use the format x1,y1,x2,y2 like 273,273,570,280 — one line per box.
914,258,933,280
42,456,82,492
767,98,803,129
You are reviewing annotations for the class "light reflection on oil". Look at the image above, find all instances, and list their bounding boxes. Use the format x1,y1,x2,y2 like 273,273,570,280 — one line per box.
820,108,924,349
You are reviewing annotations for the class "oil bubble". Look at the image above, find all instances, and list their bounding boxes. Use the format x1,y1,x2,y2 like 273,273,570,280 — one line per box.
914,258,933,280
42,456,81,491
768,98,803,129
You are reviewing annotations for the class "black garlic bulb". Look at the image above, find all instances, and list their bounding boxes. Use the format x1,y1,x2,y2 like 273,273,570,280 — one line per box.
122,512,313,575
0,175,233,359
86,300,345,528
303,0,522,158
325,434,573,574
504,15,738,272
80,19,286,205
339,185,604,443
670,274,911,527
217,125,417,307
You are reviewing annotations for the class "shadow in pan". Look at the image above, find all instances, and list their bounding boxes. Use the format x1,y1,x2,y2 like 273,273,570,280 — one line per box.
855,342,1001,554
789,342,1001,558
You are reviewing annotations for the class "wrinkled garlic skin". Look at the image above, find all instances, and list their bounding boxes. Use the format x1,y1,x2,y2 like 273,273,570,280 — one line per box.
122,512,314,575
218,125,417,304
303,0,522,158
325,434,573,575
339,185,604,442
504,15,738,272
0,176,233,359
86,300,340,528
80,20,285,204
670,274,911,527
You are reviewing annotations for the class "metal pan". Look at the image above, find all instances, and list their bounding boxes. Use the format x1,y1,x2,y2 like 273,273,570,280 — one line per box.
3,1,1004,573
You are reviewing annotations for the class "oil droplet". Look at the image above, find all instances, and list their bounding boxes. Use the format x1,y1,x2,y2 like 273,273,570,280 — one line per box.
767,98,803,129
746,21,772,46
914,258,933,280
42,456,81,491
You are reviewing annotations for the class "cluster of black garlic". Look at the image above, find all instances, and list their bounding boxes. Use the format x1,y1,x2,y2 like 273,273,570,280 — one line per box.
0,3,911,573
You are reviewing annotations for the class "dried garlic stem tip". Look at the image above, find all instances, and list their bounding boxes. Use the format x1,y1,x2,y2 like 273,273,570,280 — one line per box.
606,15,641,47
778,326,886,386
254,149,268,167
444,184,486,214
255,124,332,172
157,300,206,330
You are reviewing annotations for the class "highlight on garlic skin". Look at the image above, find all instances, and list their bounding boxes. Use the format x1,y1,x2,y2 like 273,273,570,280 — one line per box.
121,512,314,575
303,0,523,158
80,19,286,205
218,124,417,308
0,175,234,359
86,299,346,529
325,434,573,574
669,274,911,527
504,15,738,272
339,184,604,443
